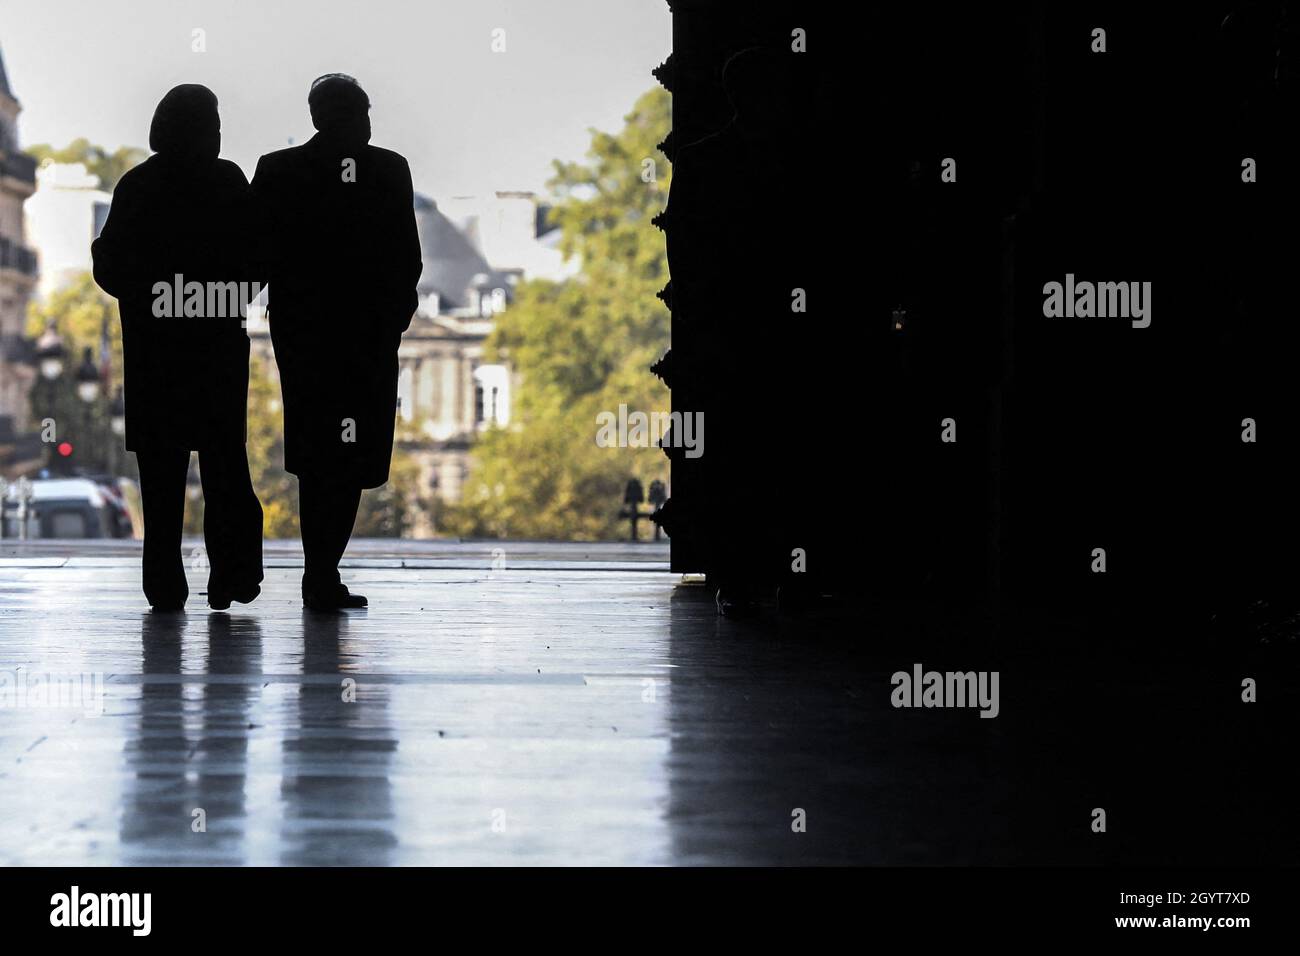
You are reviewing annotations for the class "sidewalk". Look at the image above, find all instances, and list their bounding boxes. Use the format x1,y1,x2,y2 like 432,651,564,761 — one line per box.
2,539,868,866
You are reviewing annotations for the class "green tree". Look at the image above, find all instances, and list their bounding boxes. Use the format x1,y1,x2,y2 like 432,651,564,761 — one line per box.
242,355,299,537
441,88,673,540
25,271,122,368
356,449,420,537
26,139,147,190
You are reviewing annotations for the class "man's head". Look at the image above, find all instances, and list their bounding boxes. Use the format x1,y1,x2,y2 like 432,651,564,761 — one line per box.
308,73,371,145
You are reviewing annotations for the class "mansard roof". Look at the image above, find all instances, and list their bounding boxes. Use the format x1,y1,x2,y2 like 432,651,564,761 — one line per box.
414,192,512,309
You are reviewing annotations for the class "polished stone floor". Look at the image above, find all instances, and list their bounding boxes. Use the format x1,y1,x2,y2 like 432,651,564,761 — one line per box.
0,540,1295,866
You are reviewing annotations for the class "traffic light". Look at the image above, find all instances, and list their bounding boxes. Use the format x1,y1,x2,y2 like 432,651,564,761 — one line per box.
48,438,77,475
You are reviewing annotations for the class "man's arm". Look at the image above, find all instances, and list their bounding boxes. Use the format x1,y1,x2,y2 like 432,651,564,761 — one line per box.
392,157,422,336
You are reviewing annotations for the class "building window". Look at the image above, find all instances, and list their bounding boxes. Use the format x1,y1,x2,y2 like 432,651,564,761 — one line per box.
397,365,414,422
472,364,510,428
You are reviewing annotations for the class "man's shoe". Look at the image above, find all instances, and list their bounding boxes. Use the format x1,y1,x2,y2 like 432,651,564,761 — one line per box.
150,600,186,613
208,584,261,611
338,589,368,609
302,583,367,611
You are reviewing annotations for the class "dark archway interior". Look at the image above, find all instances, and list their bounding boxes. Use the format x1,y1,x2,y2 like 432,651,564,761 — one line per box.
661,1,1300,631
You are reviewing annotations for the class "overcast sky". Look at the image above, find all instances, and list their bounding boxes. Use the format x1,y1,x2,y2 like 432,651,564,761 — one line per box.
0,0,668,199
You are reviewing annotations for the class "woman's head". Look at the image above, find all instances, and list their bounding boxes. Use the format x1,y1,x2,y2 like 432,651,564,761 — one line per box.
149,84,220,167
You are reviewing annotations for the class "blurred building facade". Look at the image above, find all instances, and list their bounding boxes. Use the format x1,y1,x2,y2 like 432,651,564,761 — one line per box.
0,43,40,474
24,161,110,299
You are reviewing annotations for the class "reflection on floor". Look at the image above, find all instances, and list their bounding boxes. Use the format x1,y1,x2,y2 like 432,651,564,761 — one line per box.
0,541,1294,865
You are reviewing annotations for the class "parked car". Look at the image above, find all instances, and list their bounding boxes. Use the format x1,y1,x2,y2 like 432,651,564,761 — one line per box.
85,474,137,538
1,478,122,539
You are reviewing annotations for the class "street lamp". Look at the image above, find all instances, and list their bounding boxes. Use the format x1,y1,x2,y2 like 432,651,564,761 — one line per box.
108,386,126,477
75,348,101,473
109,387,126,438
75,347,101,404
35,323,65,381
32,324,66,471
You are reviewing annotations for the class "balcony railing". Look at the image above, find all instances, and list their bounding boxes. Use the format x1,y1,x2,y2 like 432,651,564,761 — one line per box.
0,150,37,185
0,236,37,276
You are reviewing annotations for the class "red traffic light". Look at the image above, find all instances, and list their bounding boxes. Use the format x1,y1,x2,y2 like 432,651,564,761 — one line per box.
57,441,73,457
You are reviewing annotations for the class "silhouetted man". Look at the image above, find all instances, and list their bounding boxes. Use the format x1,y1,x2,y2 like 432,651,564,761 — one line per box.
93,84,264,612
250,74,421,610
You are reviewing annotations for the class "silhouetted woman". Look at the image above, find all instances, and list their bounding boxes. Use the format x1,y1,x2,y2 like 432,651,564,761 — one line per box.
92,84,263,611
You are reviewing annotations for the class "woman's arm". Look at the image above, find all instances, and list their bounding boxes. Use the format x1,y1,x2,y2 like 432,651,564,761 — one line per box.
90,171,146,300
